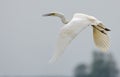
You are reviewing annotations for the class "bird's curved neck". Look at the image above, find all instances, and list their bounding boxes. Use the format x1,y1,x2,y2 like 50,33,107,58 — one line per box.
56,13,69,24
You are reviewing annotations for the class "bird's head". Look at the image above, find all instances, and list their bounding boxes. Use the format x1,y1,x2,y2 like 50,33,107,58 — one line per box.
42,12,57,17
42,12,68,24
42,12,64,18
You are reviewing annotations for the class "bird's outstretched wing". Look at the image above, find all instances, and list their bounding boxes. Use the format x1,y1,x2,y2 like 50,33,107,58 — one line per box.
49,19,89,63
93,23,110,52
49,29,76,63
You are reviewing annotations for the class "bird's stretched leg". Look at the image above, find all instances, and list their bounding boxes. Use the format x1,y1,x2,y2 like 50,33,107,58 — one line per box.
92,25,107,35
97,25,111,31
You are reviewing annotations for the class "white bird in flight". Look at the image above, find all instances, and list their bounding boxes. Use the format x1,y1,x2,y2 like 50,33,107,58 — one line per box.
43,12,110,63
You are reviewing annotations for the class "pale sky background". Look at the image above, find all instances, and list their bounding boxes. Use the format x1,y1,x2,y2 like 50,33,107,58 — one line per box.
0,0,120,76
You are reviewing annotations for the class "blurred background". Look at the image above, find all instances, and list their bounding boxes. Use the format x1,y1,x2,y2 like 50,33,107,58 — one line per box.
0,0,120,77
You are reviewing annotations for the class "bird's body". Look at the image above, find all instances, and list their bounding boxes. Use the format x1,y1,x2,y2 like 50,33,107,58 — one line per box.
43,12,110,63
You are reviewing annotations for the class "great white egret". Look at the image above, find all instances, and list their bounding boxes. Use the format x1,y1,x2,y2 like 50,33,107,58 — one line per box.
43,12,110,63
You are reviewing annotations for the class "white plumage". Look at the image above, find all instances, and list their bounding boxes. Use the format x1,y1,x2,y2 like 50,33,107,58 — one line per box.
43,12,110,63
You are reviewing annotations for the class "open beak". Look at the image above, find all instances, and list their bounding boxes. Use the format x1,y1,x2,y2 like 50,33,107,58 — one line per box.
42,13,55,16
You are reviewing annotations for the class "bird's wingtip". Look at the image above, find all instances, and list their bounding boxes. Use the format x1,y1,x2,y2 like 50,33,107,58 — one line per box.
99,47,109,52
48,56,57,64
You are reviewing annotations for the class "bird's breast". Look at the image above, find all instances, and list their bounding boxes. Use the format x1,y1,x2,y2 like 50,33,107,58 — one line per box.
69,19,90,31
61,19,90,38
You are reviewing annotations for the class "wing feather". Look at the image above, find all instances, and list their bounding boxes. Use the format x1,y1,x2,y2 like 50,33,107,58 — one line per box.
49,19,89,63
93,24,110,52
49,28,77,63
